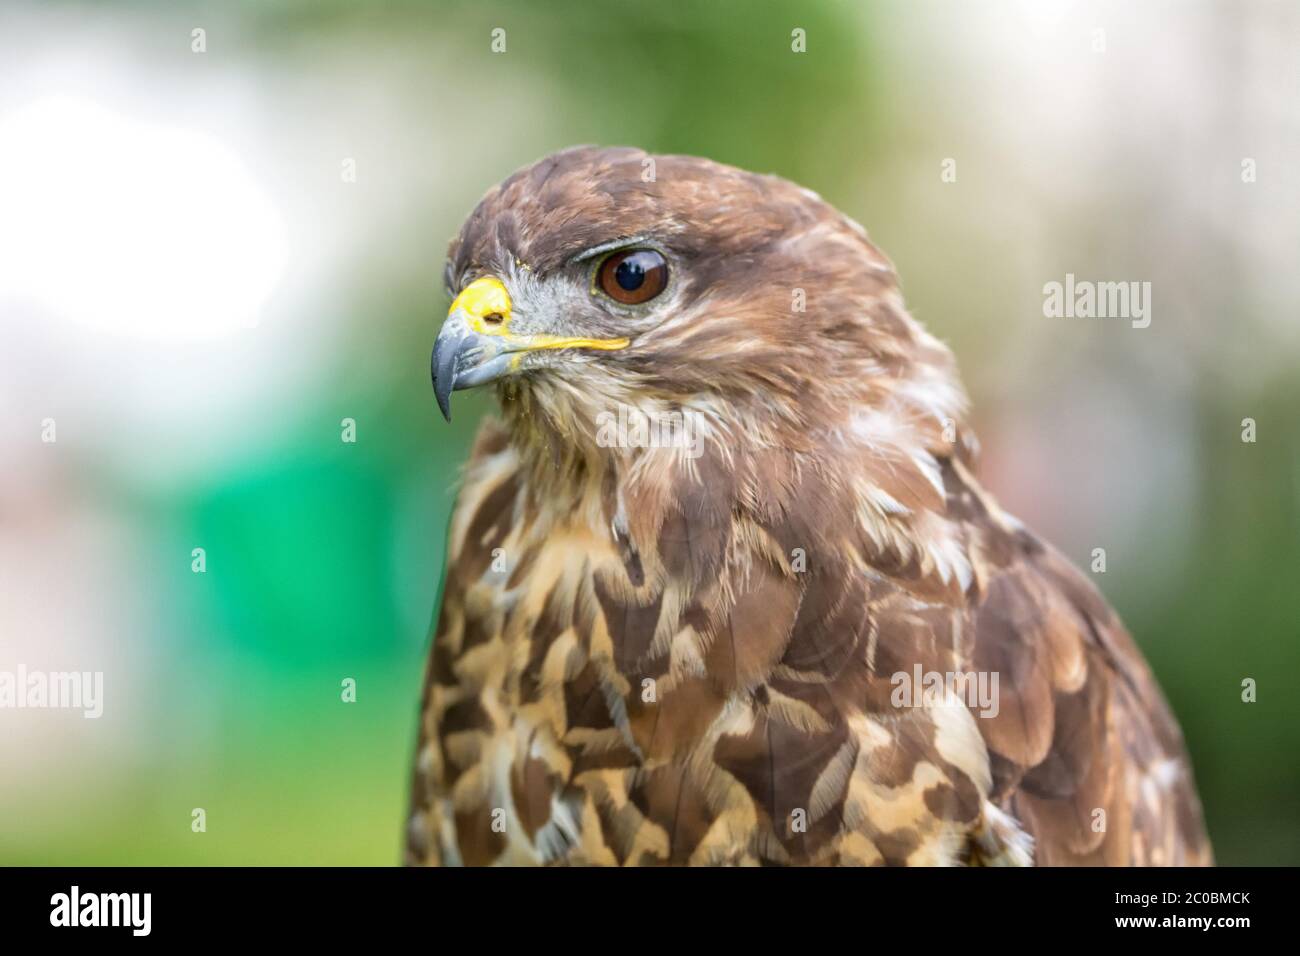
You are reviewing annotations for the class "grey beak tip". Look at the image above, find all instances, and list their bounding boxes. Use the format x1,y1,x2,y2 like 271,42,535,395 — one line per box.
431,340,456,422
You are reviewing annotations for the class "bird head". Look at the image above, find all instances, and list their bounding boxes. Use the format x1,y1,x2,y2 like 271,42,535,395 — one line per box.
433,146,970,478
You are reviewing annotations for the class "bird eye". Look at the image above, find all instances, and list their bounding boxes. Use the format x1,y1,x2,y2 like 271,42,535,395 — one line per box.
596,249,668,305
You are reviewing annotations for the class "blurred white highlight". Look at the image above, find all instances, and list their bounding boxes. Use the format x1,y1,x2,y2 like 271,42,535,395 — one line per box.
0,95,287,341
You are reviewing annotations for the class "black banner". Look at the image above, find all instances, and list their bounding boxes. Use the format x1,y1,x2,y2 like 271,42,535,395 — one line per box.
0,865,1278,941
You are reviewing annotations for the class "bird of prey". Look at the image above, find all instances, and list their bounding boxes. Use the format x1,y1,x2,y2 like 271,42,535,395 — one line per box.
406,146,1211,866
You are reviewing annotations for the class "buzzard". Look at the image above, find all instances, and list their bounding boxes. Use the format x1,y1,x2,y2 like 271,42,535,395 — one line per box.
405,146,1211,866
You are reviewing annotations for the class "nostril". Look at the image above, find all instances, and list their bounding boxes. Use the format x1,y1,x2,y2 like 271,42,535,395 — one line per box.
483,312,504,326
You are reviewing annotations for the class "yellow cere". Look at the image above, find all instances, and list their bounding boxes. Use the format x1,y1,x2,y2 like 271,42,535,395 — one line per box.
448,276,513,335
449,275,630,352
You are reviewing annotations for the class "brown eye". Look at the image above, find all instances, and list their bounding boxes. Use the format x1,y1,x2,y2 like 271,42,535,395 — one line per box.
597,249,668,305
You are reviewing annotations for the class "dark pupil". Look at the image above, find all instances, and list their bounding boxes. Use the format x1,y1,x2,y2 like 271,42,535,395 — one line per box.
615,255,647,291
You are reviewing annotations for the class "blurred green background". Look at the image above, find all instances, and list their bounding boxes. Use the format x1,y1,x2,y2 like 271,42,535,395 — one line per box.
0,0,1296,864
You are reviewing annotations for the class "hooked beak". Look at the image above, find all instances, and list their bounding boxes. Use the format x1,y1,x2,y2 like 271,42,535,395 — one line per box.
431,276,629,421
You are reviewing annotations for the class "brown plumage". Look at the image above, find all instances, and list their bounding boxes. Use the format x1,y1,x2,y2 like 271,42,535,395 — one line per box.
405,146,1211,866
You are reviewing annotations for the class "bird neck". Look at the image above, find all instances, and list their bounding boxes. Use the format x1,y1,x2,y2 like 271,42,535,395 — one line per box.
493,370,981,601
